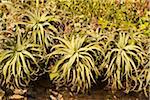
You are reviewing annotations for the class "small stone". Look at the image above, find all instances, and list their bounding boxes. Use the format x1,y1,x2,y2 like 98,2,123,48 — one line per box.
58,94,63,100
113,95,117,99
13,89,27,95
24,97,27,100
49,95,57,100
136,98,139,100
9,94,24,100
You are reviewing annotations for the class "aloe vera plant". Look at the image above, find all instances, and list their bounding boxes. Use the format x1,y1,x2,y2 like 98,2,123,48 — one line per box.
101,32,146,92
0,32,42,87
47,35,104,93
133,62,150,97
131,43,150,97
14,0,61,49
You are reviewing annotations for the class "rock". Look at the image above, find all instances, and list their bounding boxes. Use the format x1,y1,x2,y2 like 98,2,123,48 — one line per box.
24,97,27,100
13,89,27,95
9,88,27,100
9,94,24,100
49,95,57,100
58,94,64,100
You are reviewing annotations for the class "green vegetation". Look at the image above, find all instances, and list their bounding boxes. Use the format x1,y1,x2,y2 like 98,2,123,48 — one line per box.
47,35,103,93
0,0,149,97
0,32,41,87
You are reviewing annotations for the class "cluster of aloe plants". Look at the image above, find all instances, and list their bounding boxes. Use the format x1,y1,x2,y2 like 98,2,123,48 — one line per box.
0,0,59,87
0,0,149,97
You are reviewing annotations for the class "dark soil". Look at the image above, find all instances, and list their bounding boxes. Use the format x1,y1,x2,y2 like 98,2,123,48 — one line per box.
2,73,149,100
26,73,149,100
